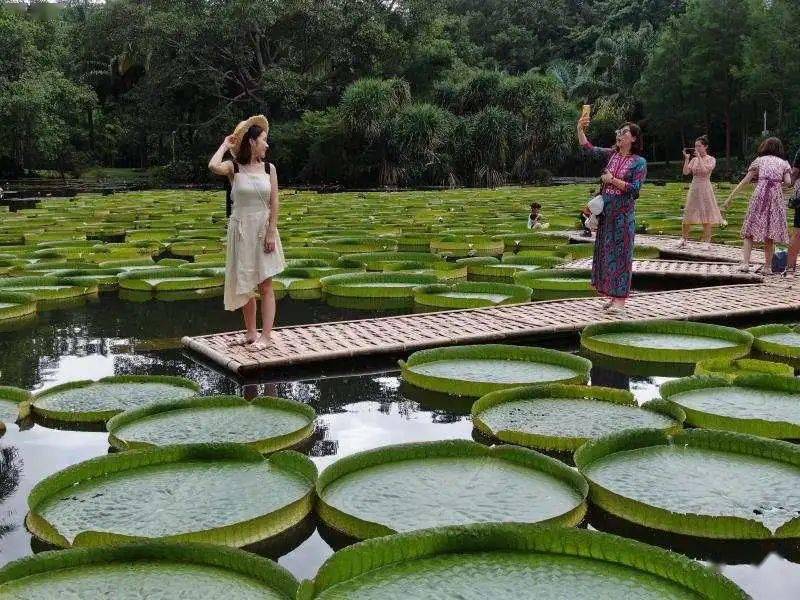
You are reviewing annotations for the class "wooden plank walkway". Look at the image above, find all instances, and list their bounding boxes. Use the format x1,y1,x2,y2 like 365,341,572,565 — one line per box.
183,279,800,375
561,258,764,282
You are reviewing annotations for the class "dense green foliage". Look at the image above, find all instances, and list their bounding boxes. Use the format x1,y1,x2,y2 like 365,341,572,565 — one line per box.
2,0,799,183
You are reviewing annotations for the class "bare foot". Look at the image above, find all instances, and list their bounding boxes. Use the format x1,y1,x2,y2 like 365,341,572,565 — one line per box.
230,332,259,346
247,335,272,351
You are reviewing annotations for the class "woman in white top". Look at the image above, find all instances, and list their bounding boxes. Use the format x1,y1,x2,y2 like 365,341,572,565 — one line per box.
209,115,286,349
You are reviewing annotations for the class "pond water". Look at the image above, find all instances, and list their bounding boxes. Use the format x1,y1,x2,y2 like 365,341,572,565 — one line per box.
0,293,799,598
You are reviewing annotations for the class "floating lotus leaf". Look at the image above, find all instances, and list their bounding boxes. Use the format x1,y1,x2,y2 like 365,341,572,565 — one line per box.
400,344,591,397
661,374,800,439
472,384,684,451
118,267,224,291
27,444,317,548
694,356,794,380
412,282,531,309
57,268,123,291
312,237,397,253
575,428,800,539
320,272,437,298
316,440,587,540
0,290,37,321
107,395,316,452
0,386,31,433
429,236,504,258
0,276,97,300
299,524,746,600
515,268,594,291
746,323,800,358
31,375,200,423
0,542,298,599
338,252,444,271
580,320,752,363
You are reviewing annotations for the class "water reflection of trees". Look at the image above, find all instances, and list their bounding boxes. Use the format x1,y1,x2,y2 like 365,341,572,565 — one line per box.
0,446,22,539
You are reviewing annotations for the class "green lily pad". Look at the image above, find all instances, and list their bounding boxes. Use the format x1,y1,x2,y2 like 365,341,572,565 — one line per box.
107,395,316,452
694,357,794,381
412,282,531,309
0,542,298,599
0,291,37,321
472,384,684,451
315,440,587,540
581,320,753,363
661,374,800,439
575,429,800,539
27,444,317,548
746,323,800,358
320,272,437,297
118,267,223,292
399,344,591,397
31,375,200,424
299,524,746,600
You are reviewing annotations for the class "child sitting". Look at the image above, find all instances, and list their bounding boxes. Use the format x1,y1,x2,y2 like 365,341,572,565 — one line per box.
528,202,543,229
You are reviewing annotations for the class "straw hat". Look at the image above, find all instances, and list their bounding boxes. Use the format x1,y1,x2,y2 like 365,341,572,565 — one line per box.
229,114,269,157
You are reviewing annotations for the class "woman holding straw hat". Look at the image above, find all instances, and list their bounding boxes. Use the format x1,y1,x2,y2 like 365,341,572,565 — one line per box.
209,115,286,349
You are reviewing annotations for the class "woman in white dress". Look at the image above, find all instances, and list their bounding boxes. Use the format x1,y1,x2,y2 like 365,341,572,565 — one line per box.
208,115,286,349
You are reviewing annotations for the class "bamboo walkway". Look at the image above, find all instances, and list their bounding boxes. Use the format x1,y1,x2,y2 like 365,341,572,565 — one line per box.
561,258,764,282
183,278,800,375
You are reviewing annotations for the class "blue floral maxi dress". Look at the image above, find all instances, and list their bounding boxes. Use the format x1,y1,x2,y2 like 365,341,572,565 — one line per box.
582,142,647,298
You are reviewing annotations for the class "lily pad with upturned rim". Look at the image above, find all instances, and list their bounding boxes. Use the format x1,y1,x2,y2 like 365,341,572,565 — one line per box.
320,272,437,298
26,444,317,548
399,344,591,397
106,395,316,453
412,282,531,309
298,523,746,600
31,375,200,424
575,428,800,539
0,291,37,322
580,320,752,363
0,541,299,599
694,357,794,381
746,323,800,358
315,440,588,541
472,384,684,451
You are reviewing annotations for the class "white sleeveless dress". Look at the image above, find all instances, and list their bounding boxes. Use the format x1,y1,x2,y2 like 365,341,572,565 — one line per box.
224,165,286,311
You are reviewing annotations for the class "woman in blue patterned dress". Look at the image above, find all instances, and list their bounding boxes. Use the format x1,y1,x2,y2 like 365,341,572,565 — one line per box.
577,116,647,315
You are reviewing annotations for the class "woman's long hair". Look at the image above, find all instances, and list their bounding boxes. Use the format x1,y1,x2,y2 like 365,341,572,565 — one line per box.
236,125,267,164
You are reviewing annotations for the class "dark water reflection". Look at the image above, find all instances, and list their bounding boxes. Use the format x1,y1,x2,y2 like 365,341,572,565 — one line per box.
0,294,799,597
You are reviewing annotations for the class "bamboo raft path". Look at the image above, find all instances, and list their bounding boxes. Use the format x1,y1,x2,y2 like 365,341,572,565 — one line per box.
561,258,764,281
183,238,799,374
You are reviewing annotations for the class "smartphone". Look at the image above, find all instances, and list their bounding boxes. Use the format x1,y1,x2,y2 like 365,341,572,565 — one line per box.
684,147,695,156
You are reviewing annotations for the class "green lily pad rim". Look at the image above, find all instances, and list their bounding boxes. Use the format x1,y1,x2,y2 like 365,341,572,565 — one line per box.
471,383,685,451
745,323,800,358
412,281,532,309
399,344,592,397
0,540,299,599
31,375,201,424
26,443,318,549
0,290,38,321
297,523,746,600
320,272,438,297
574,427,800,539
660,373,800,439
694,357,794,380
315,439,588,541
580,319,753,363
514,268,593,290
106,395,317,453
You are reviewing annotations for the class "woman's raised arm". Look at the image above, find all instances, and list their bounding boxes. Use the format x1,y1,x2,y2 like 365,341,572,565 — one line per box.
208,135,236,177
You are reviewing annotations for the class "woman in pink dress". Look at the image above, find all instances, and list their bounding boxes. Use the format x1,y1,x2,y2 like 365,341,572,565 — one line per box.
679,135,722,249
723,137,792,274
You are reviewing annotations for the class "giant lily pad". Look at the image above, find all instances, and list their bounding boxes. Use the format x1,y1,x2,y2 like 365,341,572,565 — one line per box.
746,323,800,358
661,374,800,439
26,444,317,548
118,267,223,292
0,290,37,321
472,384,684,451
694,357,794,381
31,375,200,424
412,282,531,309
514,268,596,299
0,386,31,434
107,395,316,452
315,440,587,540
320,272,437,298
575,428,800,539
399,344,591,397
0,542,299,599
580,320,752,363
298,524,746,599
0,276,97,300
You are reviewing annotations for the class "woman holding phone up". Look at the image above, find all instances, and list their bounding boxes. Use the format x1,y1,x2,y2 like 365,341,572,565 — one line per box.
679,135,722,249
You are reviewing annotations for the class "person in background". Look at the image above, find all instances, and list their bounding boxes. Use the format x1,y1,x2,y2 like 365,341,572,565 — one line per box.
528,202,543,229
782,147,800,280
679,135,722,250
723,137,792,274
577,116,647,315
